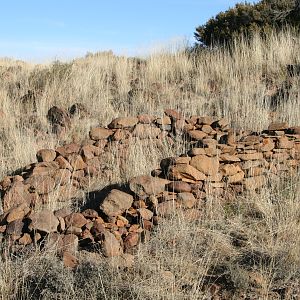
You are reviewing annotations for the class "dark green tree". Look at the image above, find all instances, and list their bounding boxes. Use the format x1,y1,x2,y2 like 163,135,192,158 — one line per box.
194,0,299,47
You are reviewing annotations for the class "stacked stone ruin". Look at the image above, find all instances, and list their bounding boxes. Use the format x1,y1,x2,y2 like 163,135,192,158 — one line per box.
0,109,299,267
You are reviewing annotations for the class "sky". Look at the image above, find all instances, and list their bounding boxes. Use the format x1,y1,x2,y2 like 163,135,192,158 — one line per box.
0,0,258,62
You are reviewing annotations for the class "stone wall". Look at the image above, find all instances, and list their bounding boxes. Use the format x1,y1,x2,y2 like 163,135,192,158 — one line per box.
0,110,299,267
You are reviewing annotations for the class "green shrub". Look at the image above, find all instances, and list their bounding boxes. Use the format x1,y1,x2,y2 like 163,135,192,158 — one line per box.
195,0,299,47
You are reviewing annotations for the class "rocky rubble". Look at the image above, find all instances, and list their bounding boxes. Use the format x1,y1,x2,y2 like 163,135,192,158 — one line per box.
0,109,299,267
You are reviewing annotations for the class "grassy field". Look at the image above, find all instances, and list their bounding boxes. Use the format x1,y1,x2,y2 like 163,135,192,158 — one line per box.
0,30,299,299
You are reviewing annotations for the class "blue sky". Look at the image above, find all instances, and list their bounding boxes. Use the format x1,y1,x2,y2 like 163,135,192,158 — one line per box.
1,0,258,62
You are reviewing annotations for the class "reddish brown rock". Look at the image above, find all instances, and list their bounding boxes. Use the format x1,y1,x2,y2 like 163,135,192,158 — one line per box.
54,207,73,218
169,164,206,182
81,145,94,160
188,130,207,140
36,149,56,162
221,164,242,176
57,216,66,232
2,181,33,212
207,172,223,182
44,233,63,252
277,136,294,149
268,122,289,131
63,251,78,268
25,175,57,195
174,157,191,164
261,138,275,152
137,208,153,220
102,231,123,257
212,118,229,129
190,155,219,176
227,171,245,183
55,156,73,170
89,127,114,140
138,114,155,124
198,116,215,125
124,232,139,251
164,109,182,121
238,152,263,161
188,148,206,156
242,135,262,144
18,233,32,246
167,181,192,193
108,117,138,129
47,106,71,128
53,169,71,186
6,203,30,223
67,154,87,170
28,210,59,233
132,124,161,139
68,103,89,118
65,213,87,228
133,200,147,209
156,116,172,125
91,219,106,237
129,175,167,198
157,201,177,217
6,219,24,235
62,234,79,255
56,143,81,157
71,170,84,180
31,161,59,176
201,125,213,134
204,147,221,157
113,129,131,141
100,189,133,217
0,225,7,233
82,209,98,219
0,176,12,190
220,154,240,162
174,119,190,133
177,192,197,208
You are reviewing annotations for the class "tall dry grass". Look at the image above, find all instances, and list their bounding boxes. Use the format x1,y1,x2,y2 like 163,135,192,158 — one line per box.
0,175,299,299
0,30,299,299
0,30,299,179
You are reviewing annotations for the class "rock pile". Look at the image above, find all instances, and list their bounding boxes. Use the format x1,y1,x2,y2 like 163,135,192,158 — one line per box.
0,110,299,267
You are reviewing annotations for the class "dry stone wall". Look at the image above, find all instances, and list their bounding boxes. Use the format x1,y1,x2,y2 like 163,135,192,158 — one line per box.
0,109,299,267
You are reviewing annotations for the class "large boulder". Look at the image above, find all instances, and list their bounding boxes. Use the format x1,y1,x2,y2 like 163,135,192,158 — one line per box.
24,175,57,195
65,213,87,228
28,210,59,233
2,181,33,212
129,175,167,199
168,164,206,182
6,203,30,223
190,155,219,176
100,189,133,217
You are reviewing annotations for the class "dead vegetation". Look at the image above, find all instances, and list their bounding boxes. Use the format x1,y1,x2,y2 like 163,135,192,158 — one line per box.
0,30,299,299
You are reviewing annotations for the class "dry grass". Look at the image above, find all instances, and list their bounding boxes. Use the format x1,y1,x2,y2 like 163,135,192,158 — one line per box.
0,30,299,178
0,175,299,299
0,30,299,299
